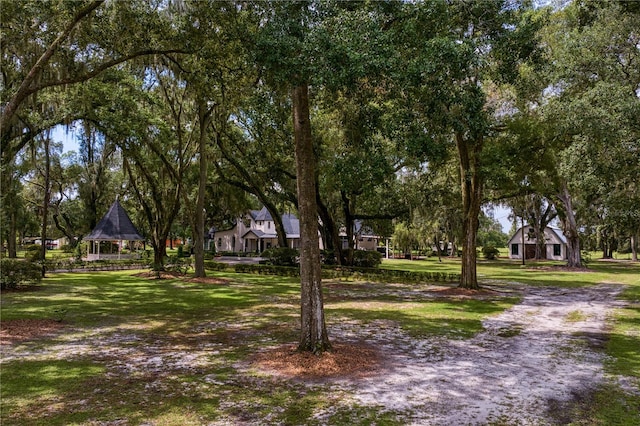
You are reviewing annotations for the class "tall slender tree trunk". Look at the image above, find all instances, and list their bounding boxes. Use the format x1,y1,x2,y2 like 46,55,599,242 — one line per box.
292,83,330,354
317,193,342,265
341,191,356,265
193,102,212,278
632,233,638,262
556,182,582,268
456,133,482,290
40,136,51,277
262,200,288,248
8,210,17,258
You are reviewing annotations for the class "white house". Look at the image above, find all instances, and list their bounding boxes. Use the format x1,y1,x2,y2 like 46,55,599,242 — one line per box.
211,208,381,254
212,207,300,253
339,221,380,252
507,225,567,261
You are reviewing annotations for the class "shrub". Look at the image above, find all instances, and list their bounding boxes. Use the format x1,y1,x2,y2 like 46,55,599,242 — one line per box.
320,250,337,265
261,247,299,266
203,260,229,271
235,263,299,277
59,244,75,253
580,250,591,265
1,259,43,290
24,244,43,262
482,246,500,260
350,249,383,268
165,255,191,275
74,242,86,261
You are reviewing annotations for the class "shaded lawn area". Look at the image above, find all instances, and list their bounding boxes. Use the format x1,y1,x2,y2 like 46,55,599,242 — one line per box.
382,256,640,287
0,258,638,425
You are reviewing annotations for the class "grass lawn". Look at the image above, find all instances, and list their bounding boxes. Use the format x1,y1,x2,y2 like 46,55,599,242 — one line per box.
1,258,638,425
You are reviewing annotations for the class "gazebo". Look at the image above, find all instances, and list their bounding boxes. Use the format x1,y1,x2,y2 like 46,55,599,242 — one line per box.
84,199,144,261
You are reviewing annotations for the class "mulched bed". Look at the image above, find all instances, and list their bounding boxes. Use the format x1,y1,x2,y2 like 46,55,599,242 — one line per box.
428,286,501,298
132,271,230,285
132,271,185,279
253,342,383,380
0,319,65,345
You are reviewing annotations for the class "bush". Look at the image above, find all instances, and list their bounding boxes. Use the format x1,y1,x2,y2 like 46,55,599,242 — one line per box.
1,259,43,290
24,244,43,262
165,255,191,275
261,247,299,266
350,249,383,268
233,261,461,284
59,244,75,253
482,246,500,260
235,263,300,277
74,242,86,261
203,260,229,271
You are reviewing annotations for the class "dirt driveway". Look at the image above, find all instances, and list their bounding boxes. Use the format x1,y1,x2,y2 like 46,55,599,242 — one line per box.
316,283,635,425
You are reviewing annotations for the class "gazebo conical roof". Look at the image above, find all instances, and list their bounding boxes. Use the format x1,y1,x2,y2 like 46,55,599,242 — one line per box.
85,200,144,241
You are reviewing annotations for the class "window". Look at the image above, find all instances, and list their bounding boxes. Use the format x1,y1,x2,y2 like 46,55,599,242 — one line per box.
511,244,519,255
553,244,561,256
268,222,271,229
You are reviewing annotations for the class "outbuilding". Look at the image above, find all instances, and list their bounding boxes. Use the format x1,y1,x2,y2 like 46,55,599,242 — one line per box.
507,225,567,261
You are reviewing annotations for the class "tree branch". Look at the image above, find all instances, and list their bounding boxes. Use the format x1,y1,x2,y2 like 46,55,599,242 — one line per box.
1,1,105,132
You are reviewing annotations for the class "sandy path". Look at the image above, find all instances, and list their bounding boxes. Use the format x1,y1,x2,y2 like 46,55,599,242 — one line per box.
325,283,627,425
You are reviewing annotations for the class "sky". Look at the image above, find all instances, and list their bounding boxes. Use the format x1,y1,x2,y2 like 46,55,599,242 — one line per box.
51,124,79,154
486,205,515,234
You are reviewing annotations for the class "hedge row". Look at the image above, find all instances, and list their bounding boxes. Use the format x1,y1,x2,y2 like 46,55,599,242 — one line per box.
230,263,460,283
322,266,461,283
42,259,150,272
203,260,232,271
1,259,43,289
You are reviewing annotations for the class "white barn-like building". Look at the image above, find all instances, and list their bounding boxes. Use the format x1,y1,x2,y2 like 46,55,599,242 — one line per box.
507,225,567,261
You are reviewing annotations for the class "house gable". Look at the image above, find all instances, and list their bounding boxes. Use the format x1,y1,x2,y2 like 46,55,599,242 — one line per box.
507,225,567,260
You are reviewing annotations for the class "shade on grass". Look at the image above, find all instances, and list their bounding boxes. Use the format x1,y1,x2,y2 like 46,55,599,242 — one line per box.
1,260,638,426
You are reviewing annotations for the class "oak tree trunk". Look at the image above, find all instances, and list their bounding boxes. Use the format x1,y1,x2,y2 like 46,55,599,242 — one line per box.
317,193,343,265
193,102,211,278
40,137,51,277
152,231,168,270
456,133,482,290
8,210,17,258
292,83,330,354
556,182,582,268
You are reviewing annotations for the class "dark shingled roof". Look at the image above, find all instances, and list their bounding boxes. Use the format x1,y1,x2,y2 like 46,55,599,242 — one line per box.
84,200,144,241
